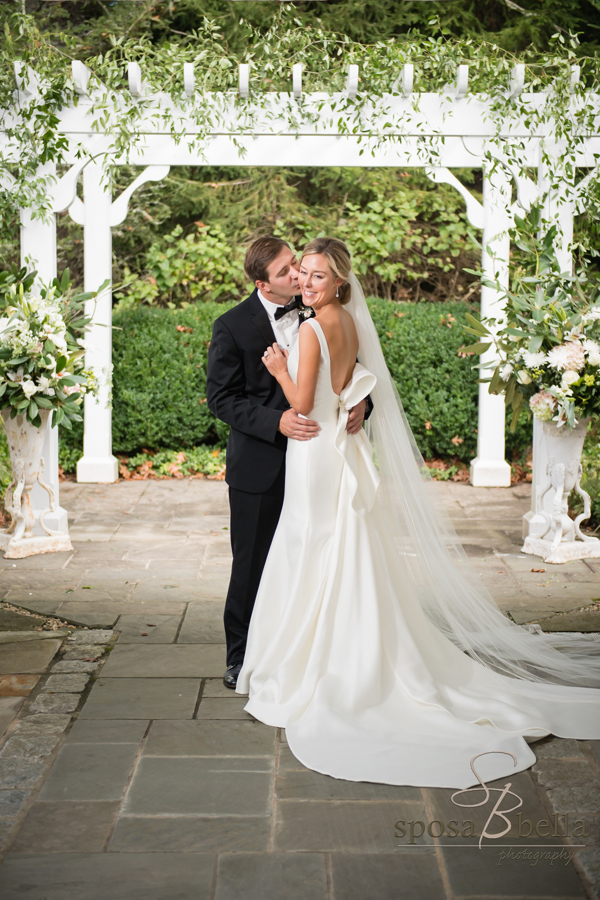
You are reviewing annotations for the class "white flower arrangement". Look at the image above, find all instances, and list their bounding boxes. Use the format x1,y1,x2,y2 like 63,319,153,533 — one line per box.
546,341,586,372
464,260,600,429
523,328,600,426
0,269,105,429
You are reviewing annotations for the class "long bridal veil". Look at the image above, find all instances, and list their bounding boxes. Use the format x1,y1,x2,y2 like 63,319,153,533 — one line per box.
346,272,600,691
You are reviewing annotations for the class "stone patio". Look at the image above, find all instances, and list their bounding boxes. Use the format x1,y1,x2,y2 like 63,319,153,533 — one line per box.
0,479,598,899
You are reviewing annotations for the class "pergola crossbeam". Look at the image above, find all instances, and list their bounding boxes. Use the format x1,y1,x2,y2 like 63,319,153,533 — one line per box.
293,64,303,100
72,60,91,96
455,65,469,99
183,62,195,99
509,65,525,99
346,65,359,99
128,61,144,98
239,64,250,99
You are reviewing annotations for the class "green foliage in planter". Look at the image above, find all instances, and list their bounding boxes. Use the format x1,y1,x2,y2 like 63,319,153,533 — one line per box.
109,302,235,452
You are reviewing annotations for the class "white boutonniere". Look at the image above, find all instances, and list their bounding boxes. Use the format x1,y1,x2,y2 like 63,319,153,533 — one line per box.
299,306,315,320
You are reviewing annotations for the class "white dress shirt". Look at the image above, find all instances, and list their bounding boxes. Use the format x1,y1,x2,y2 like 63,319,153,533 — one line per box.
258,289,300,351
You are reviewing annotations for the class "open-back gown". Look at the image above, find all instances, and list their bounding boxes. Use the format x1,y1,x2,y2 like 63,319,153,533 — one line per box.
236,318,600,789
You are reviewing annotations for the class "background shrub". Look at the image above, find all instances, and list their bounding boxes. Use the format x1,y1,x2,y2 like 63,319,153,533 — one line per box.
116,224,251,308
53,298,531,461
0,296,576,501
109,302,235,452
0,426,10,500
368,298,531,460
570,422,600,530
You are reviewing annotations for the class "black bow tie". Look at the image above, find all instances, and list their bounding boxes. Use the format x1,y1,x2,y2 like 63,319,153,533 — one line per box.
274,298,301,320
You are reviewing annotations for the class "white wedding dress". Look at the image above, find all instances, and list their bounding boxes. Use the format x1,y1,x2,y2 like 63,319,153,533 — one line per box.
237,304,600,789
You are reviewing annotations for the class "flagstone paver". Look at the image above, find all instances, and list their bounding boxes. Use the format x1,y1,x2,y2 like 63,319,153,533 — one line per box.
214,853,329,900
113,613,181,643
0,640,62,675
0,479,598,900
110,815,271,853
0,852,215,900
10,800,120,854
141,718,276,756
123,756,273,816
441,844,587,897
79,677,200,719
100,643,225,677
329,853,444,900
38,741,141,801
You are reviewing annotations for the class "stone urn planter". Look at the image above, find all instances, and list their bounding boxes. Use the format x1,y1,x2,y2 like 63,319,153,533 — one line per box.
0,408,72,559
522,417,600,564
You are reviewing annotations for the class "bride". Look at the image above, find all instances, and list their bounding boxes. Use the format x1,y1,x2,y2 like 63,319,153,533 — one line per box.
236,236,600,789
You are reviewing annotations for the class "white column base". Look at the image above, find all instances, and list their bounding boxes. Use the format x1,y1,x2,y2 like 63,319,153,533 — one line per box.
523,418,549,539
469,457,512,488
522,509,548,541
0,532,73,559
522,535,600,564
77,455,119,483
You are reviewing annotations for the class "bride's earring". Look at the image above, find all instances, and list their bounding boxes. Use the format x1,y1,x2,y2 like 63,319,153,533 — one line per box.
336,287,340,298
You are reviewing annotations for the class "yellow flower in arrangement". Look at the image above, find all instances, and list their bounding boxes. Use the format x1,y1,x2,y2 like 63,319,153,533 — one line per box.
584,374,596,386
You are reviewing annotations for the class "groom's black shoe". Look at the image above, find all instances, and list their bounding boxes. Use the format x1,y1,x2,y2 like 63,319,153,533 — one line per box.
223,663,242,689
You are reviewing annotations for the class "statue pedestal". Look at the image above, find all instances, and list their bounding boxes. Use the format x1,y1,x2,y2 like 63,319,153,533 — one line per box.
521,418,600,564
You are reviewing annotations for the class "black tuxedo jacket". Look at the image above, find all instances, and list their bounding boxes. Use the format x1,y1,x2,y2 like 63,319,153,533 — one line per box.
207,289,291,493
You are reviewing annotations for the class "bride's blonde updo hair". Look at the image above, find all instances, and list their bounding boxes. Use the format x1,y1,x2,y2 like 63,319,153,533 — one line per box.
301,237,353,304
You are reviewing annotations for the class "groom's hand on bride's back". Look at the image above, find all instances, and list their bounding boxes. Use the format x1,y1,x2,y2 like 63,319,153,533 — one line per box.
346,399,367,435
278,409,320,441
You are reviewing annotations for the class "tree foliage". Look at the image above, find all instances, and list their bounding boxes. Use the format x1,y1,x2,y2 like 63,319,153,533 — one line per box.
107,166,480,306
14,0,600,58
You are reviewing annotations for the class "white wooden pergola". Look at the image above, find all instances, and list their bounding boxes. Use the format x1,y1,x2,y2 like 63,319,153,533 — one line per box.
3,60,600,538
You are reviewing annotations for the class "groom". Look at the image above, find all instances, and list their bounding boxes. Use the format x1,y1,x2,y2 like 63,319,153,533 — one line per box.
207,236,368,688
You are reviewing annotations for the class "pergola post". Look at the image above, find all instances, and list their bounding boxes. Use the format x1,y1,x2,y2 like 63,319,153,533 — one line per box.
76,158,118,483
523,144,574,537
19,163,69,536
470,162,512,487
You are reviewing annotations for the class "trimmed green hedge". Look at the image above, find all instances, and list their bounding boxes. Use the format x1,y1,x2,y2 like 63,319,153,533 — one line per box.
60,298,530,460
368,299,530,459
111,302,234,452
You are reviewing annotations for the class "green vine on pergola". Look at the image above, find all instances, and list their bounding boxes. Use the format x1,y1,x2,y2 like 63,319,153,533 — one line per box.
1,5,600,241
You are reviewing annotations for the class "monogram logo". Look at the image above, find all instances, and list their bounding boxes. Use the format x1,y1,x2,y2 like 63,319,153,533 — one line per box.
394,751,587,855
